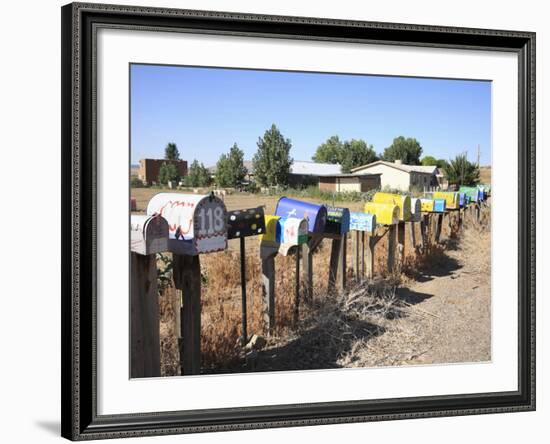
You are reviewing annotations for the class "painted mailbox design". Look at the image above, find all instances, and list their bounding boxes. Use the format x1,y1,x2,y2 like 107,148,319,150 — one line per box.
275,197,327,234
364,202,399,225
279,217,309,245
349,212,376,234
147,193,228,255
130,214,169,256
459,186,481,203
226,207,266,239
410,198,422,222
324,206,351,236
372,192,411,221
433,191,459,210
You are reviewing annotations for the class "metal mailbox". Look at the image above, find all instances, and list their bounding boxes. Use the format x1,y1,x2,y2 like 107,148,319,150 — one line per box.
459,186,480,203
147,192,228,255
364,202,399,225
226,206,266,239
324,206,351,236
130,214,169,255
458,192,466,207
420,198,434,212
372,192,412,221
433,198,446,212
433,191,459,210
275,197,327,234
349,212,376,234
410,198,422,222
259,215,282,244
279,217,309,246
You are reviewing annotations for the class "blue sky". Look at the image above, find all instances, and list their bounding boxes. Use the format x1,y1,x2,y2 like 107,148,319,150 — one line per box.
130,64,491,167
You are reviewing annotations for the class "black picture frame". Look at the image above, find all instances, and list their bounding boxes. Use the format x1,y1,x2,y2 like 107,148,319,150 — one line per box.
61,2,536,440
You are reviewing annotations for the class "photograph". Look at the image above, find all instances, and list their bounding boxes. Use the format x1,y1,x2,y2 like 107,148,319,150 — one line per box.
129,64,493,378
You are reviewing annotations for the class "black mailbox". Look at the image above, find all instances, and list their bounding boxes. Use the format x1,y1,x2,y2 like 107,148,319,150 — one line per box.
227,207,266,239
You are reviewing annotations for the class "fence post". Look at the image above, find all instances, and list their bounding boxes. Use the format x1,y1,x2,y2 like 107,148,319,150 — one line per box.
435,213,443,243
294,247,301,323
261,252,276,335
337,233,347,292
397,221,405,271
387,225,397,274
173,254,202,376
328,236,346,293
366,234,376,279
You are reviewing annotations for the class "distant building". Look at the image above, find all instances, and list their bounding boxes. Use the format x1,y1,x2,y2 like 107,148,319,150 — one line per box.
287,161,342,187
351,160,439,191
138,159,188,185
318,173,381,193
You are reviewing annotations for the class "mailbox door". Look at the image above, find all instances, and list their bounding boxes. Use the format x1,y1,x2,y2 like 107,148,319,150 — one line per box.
227,206,266,239
275,197,327,234
279,217,309,245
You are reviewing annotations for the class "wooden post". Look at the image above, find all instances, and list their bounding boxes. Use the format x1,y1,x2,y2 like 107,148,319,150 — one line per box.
397,221,405,270
337,233,347,292
435,213,443,243
366,234,376,279
408,221,416,250
328,237,342,292
173,254,202,376
387,225,397,274
301,242,313,303
352,231,360,280
261,254,276,335
294,247,301,324
130,253,161,378
419,215,427,250
239,237,248,346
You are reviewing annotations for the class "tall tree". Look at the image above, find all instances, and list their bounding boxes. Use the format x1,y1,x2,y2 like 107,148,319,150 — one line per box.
164,142,180,161
443,154,480,186
340,139,378,173
312,135,343,164
382,136,423,165
422,155,449,170
185,160,211,187
158,162,180,185
252,124,293,187
216,143,247,187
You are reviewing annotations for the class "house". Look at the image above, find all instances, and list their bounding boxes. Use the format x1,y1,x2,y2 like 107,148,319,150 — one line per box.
287,161,342,187
351,160,439,191
138,158,188,185
318,173,381,193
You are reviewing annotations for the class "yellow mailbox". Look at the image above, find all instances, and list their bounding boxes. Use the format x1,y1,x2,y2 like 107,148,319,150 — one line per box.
364,202,399,226
372,192,411,221
259,215,281,244
433,191,459,210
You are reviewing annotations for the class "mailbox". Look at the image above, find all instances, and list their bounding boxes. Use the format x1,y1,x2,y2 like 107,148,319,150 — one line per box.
130,214,169,255
227,207,266,239
259,215,282,244
478,189,485,201
433,191,459,210
147,192,228,255
410,198,422,222
458,192,466,207
324,206,351,236
364,202,399,225
433,198,446,212
459,186,480,203
279,217,309,246
349,212,376,234
275,197,327,234
372,192,411,221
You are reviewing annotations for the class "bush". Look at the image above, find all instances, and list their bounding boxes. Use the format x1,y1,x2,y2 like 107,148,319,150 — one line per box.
130,176,145,188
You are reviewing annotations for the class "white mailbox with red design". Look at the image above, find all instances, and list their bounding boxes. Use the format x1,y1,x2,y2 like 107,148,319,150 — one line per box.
147,193,228,255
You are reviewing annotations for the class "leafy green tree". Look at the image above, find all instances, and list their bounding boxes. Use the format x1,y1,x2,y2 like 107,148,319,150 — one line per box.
158,162,180,185
443,154,480,186
340,139,378,173
216,143,248,187
421,155,438,166
382,136,423,165
252,124,293,187
312,136,343,164
164,142,180,161
436,158,449,170
185,160,211,187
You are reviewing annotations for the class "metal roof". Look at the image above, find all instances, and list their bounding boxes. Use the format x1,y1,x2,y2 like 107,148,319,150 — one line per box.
351,160,438,175
290,161,342,176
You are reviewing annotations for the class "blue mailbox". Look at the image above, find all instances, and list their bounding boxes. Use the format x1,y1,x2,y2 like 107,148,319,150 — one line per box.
324,206,351,236
349,212,376,234
459,192,466,207
275,197,327,234
434,198,446,213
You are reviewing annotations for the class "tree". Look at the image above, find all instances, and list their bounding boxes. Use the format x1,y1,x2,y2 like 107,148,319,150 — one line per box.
164,142,180,161
185,160,211,187
216,143,248,187
340,139,378,173
382,136,423,165
158,162,180,185
443,154,480,186
252,124,293,187
421,155,438,166
312,136,343,164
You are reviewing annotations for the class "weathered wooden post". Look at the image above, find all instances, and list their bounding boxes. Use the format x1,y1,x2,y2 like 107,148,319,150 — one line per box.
365,233,377,279
349,212,376,282
364,201,399,275
147,192,228,376
130,214,169,378
226,207,266,345
325,206,351,294
409,198,422,251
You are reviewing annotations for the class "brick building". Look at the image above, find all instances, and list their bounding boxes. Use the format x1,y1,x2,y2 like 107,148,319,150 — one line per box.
138,159,188,185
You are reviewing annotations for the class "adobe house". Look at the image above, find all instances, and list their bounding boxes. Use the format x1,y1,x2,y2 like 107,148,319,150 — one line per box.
138,159,188,185
318,173,381,193
351,160,439,191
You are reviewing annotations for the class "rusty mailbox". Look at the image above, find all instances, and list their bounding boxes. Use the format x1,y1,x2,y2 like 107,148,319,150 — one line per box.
130,214,169,256
226,206,266,239
147,192,228,255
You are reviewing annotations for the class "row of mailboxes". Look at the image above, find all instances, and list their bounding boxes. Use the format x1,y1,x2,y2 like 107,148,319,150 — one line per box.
372,192,411,221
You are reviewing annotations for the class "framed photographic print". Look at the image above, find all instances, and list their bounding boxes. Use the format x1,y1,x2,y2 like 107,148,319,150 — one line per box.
61,2,536,440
